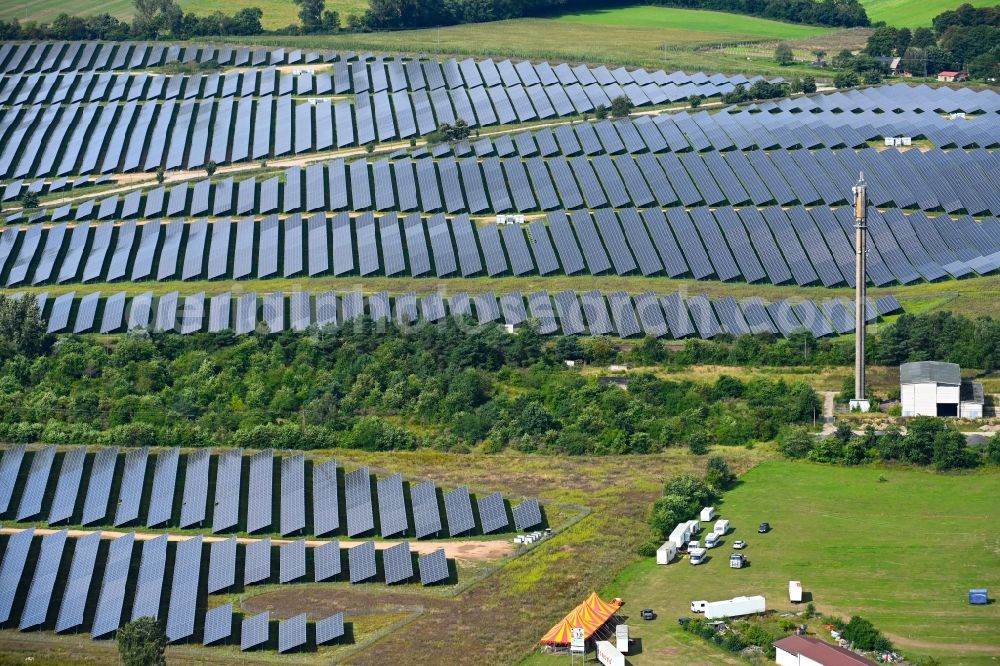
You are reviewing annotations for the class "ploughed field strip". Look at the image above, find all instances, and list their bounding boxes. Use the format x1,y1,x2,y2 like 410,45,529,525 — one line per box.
0,527,392,650
0,445,540,538
20,287,902,339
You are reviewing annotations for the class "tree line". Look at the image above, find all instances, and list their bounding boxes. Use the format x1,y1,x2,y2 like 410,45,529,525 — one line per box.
859,3,999,81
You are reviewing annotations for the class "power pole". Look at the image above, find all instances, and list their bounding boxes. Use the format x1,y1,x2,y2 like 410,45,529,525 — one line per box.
851,172,871,412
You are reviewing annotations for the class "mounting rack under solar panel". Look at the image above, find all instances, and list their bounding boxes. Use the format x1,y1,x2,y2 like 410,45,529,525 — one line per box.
348,541,377,583
418,548,449,586
444,486,475,536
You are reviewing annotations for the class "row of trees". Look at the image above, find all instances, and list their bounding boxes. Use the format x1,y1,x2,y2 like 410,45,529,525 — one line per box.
779,419,1000,470
722,76,817,105
359,0,867,30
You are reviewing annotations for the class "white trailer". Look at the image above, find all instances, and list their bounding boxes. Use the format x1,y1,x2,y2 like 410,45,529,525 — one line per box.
705,532,719,548
687,519,701,535
700,506,716,522
703,595,766,619
713,519,730,536
789,580,803,603
669,523,691,549
656,541,677,564
688,547,707,565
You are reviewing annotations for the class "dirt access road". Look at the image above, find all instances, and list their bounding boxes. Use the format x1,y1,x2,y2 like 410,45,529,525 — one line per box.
0,526,513,562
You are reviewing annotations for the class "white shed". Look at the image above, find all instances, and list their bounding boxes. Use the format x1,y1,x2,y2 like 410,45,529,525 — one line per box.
900,361,961,417
656,541,677,564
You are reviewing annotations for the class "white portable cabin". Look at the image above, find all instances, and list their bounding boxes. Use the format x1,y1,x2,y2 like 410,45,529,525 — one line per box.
704,595,766,619
713,519,729,535
656,541,677,564
669,523,691,549
700,506,716,521
615,624,629,653
789,580,803,603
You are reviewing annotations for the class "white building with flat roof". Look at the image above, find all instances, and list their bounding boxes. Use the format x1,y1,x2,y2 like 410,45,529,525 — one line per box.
900,361,982,418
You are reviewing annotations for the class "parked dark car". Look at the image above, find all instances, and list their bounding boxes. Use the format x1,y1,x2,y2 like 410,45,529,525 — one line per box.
758,522,771,533
640,609,655,620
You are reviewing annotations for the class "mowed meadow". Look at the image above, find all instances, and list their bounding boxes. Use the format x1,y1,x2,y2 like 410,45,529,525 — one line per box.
605,461,1000,665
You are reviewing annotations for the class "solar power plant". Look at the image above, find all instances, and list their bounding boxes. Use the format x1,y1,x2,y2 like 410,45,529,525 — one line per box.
179,447,210,528
91,533,135,638
312,459,339,536
477,492,510,534
130,534,168,622
19,529,68,630
80,447,118,526
55,531,102,632
444,486,476,536
345,466,375,537
0,444,26,515
418,548,449,586
207,537,237,593
247,449,274,533
202,603,233,646
316,612,345,644
17,445,56,521
377,473,409,537
383,541,414,584
513,499,543,531
244,538,272,585
279,540,307,583
278,613,308,653
48,447,85,525
348,540,378,583
241,611,270,651
114,447,149,526
213,448,243,533
166,535,202,642
313,540,341,581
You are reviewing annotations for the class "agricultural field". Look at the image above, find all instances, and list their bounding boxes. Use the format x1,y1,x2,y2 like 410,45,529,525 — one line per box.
598,461,1000,665
861,0,997,27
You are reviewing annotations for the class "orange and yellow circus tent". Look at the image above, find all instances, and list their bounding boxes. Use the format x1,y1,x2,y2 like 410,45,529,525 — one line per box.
539,593,623,645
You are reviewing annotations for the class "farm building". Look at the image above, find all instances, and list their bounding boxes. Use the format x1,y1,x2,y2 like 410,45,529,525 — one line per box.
937,70,968,82
773,635,878,666
899,361,983,418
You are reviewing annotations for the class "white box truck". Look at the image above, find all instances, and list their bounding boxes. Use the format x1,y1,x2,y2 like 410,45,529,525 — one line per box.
669,523,691,549
700,506,715,522
789,580,803,603
702,595,766,619
689,547,707,565
713,519,730,536
656,541,677,564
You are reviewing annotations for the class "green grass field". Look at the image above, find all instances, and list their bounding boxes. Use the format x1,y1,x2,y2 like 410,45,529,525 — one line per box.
861,0,996,27
599,461,1000,664
0,0,366,30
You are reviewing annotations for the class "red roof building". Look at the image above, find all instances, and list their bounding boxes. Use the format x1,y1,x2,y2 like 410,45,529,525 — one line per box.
774,635,879,666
